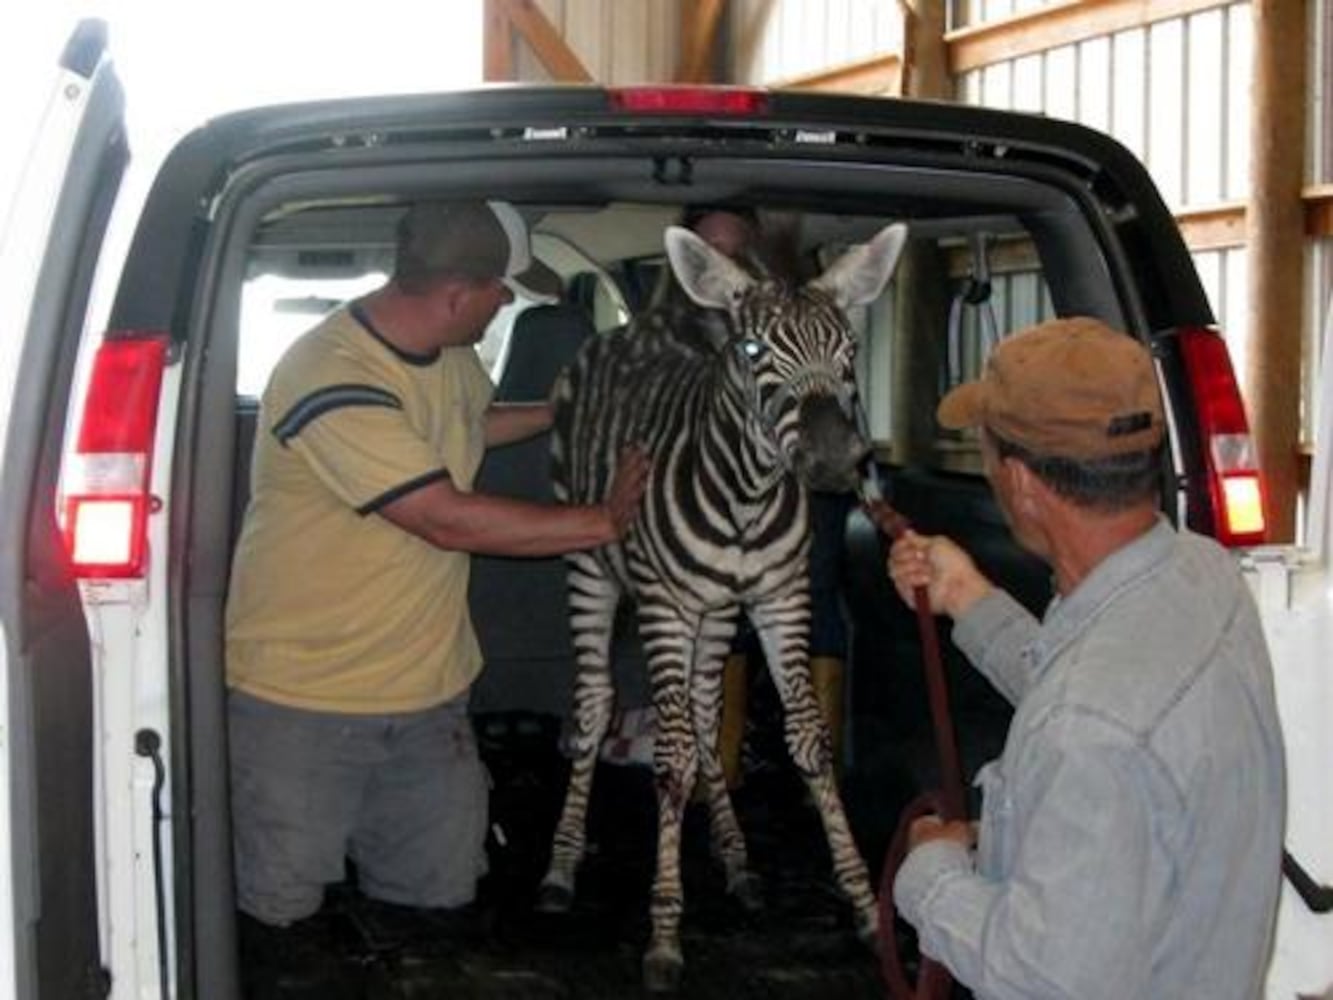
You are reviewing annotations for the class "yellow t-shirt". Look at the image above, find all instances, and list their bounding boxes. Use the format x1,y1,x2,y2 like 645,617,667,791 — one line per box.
225,304,493,713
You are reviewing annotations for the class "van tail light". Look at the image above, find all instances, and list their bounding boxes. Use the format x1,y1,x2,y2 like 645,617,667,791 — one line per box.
607,86,769,115
61,333,170,578
1177,327,1268,546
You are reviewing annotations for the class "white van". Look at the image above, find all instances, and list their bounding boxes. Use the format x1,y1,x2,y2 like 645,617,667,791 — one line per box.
2,19,1327,1000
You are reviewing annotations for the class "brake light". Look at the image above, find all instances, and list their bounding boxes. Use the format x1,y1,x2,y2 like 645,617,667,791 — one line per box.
607,86,769,115
62,333,170,578
1177,327,1268,546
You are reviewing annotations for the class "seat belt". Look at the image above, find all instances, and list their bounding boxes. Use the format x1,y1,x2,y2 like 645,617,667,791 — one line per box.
944,232,1000,395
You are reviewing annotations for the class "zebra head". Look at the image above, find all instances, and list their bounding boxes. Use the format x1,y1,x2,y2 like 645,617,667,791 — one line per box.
665,221,908,492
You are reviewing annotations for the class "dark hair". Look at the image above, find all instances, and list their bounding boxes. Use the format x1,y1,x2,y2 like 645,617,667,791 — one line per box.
680,203,759,231
392,263,486,297
987,429,1163,512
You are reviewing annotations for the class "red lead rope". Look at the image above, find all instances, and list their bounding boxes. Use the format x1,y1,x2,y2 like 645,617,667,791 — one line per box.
871,501,968,1000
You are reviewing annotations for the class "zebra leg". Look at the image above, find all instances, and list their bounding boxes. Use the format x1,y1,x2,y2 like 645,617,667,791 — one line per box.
537,555,619,913
689,621,761,912
639,612,700,993
751,603,879,946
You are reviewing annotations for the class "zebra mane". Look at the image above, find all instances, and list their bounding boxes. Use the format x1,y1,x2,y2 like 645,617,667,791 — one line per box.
751,210,811,287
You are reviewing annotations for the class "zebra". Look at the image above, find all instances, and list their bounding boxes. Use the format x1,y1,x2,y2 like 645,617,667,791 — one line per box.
539,221,908,992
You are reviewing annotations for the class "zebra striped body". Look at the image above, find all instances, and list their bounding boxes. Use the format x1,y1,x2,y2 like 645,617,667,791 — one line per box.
540,223,908,991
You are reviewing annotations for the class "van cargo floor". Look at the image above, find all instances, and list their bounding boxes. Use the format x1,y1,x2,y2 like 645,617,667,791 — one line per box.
239,711,934,999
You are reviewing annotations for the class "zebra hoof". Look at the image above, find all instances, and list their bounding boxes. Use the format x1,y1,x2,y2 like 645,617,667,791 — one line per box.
535,882,574,914
854,908,880,948
728,871,763,913
642,947,684,993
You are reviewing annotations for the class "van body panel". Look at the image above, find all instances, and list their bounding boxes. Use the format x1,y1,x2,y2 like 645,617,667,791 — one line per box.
0,20,125,1000
1244,312,1333,997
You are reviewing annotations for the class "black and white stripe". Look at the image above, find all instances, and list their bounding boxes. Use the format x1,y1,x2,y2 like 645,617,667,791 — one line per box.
538,222,908,990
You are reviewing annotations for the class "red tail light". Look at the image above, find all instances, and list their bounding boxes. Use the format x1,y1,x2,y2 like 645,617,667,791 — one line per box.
1177,327,1268,546
62,333,170,578
607,86,769,115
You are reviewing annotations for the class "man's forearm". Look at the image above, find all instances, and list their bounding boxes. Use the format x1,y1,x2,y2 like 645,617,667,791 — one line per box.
414,491,615,556
484,402,552,447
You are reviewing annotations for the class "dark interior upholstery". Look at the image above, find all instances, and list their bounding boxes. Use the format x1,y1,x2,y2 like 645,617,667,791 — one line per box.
469,304,650,715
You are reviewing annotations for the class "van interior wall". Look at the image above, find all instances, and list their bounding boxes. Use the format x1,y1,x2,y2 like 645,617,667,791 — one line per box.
179,235,247,1000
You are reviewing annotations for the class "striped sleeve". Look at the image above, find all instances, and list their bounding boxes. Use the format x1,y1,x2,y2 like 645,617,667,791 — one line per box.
271,382,450,514
272,383,402,446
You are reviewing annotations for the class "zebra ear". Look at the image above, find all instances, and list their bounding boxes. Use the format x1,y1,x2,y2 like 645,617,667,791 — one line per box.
664,226,755,309
811,222,909,309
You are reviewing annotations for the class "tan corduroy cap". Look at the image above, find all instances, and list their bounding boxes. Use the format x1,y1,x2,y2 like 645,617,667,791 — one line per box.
938,316,1164,460
396,200,557,302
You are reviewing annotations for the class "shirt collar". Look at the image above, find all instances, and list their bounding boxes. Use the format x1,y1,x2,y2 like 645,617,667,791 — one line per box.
349,302,441,367
1035,515,1176,666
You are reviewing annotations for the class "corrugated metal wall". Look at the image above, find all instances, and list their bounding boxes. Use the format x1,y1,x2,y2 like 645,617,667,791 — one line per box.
727,0,902,86
955,3,1253,361
518,0,680,83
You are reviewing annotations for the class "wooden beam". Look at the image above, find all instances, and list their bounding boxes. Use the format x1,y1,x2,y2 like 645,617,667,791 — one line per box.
492,0,593,83
678,0,727,84
1175,202,1247,251
1304,184,1333,237
1245,0,1307,542
944,237,1040,276
483,0,514,82
901,0,949,99
947,0,1234,75
777,53,904,95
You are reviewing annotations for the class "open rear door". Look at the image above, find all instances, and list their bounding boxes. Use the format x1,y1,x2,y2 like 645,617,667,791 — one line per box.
0,20,127,999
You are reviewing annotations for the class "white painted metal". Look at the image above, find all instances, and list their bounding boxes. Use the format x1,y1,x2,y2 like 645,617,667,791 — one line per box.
1226,3,1252,201
1011,52,1043,112
1242,291,1333,996
727,0,902,87
1148,18,1187,207
0,53,105,1000
1186,7,1225,206
1078,35,1111,134
1111,28,1147,163
0,629,12,1000
1042,45,1078,121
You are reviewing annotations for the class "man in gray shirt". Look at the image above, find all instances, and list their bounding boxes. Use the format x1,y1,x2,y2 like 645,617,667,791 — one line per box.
869,316,1284,999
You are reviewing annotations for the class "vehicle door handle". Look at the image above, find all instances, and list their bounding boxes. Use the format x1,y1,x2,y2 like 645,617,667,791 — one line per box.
1284,849,1333,914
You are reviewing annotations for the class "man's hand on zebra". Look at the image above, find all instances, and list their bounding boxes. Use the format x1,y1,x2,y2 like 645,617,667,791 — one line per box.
605,446,650,538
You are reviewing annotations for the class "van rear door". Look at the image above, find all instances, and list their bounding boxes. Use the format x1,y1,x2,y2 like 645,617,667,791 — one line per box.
0,20,126,999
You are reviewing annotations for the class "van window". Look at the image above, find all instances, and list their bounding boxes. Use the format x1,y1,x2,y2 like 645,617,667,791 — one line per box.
237,272,386,397
855,227,1054,473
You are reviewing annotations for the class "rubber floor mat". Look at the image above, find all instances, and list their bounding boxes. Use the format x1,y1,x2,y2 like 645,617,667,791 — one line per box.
240,711,959,999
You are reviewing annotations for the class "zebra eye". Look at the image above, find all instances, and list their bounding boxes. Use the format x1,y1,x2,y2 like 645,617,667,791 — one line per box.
738,338,766,360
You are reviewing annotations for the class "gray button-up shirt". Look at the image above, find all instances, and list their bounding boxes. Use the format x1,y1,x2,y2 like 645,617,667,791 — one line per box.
894,518,1285,1000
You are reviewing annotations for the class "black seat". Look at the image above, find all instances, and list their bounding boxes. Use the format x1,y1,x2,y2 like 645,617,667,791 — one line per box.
492,304,596,405
470,305,606,715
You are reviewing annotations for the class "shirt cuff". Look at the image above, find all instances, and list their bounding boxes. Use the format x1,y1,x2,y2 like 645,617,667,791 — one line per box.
892,838,973,929
952,588,1028,662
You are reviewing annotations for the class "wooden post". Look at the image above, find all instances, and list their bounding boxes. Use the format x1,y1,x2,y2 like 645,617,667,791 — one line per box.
1245,0,1307,542
678,0,727,83
483,0,514,82
892,1,952,466
900,0,949,100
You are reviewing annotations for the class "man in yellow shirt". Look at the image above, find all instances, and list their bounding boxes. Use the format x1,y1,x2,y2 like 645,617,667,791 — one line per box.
225,201,647,962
